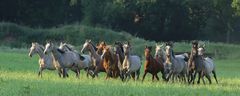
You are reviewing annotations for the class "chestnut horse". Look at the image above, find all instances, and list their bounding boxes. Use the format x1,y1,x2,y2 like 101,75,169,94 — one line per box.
142,46,166,81
101,46,120,79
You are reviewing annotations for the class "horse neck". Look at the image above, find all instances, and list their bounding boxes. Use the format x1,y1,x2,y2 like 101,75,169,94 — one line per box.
158,49,166,62
51,46,62,60
88,44,99,58
36,46,45,58
117,49,124,63
104,51,114,62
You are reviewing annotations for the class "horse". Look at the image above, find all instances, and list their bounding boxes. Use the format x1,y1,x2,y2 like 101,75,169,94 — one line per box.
29,42,61,77
196,43,218,84
44,42,80,78
96,41,107,55
142,46,166,82
101,46,120,79
59,42,94,77
118,42,141,81
165,42,187,82
114,41,124,64
81,40,105,78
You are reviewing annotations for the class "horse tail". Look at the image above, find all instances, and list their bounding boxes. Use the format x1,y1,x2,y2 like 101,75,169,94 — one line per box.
78,53,85,60
183,53,189,62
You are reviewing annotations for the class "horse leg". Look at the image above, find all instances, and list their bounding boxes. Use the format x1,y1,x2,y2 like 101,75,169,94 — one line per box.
205,74,212,84
155,74,160,81
38,68,43,78
152,74,155,81
197,72,201,84
201,71,206,84
142,71,147,82
131,72,136,80
76,69,80,78
136,69,140,80
192,71,197,84
212,70,218,84
62,68,67,78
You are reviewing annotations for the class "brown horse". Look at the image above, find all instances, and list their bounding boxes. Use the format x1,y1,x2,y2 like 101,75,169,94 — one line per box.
142,46,166,81
101,46,120,79
96,41,107,55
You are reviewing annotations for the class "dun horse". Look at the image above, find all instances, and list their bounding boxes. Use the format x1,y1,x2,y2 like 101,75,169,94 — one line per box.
142,46,166,81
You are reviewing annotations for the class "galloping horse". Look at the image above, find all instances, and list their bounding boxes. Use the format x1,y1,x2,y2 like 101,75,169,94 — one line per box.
29,43,60,77
59,42,94,77
142,46,166,81
188,41,218,84
101,46,120,79
119,42,141,81
44,42,80,78
81,40,105,77
114,41,124,64
165,42,187,82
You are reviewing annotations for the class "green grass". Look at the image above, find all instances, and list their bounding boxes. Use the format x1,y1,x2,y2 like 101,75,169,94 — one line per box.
0,47,240,96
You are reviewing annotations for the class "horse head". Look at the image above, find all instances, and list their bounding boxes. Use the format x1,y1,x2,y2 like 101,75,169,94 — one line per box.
123,42,131,56
81,40,91,53
29,42,38,57
44,42,54,55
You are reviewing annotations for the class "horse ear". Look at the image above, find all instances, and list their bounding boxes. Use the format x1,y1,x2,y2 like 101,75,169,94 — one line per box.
89,40,91,42
145,45,148,48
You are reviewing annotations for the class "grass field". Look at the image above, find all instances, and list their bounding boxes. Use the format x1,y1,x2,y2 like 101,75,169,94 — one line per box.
0,47,240,96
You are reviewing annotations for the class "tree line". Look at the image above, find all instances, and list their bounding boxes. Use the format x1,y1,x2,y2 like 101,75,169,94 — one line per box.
1,0,240,43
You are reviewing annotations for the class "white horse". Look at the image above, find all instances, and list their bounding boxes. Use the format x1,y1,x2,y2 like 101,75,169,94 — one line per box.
44,42,80,78
155,43,187,82
198,46,218,84
29,43,59,77
119,42,141,81
81,40,105,77
165,44,187,82
59,42,94,77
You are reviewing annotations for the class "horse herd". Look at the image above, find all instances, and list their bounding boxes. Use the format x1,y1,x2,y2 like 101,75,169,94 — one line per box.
28,40,218,84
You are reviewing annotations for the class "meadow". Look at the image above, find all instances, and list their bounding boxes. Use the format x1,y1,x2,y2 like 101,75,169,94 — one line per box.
0,45,240,96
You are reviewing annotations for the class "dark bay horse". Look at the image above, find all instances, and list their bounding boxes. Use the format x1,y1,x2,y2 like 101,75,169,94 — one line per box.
142,46,166,81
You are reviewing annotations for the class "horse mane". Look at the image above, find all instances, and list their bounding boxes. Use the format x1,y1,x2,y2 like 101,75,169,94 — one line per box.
89,42,98,51
57,48,65,54
64,44,75,51
78,54,85,60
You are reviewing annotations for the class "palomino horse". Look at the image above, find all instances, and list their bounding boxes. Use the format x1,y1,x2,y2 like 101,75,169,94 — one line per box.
165,42,187,82
81,40,105,77
59,42,94,77
29,43,61,77
142,46,166,81
101,46,120,79
119,42,141,81
44,42,80,78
